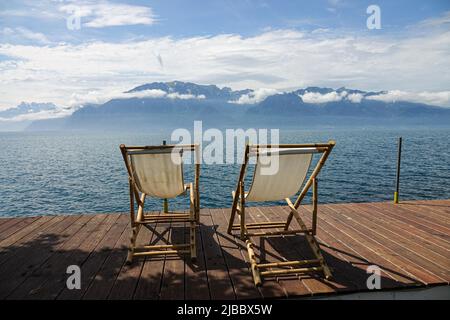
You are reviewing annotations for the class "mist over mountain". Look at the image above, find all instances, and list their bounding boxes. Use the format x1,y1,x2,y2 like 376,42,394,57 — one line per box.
0,102,62,131
10,81,450,131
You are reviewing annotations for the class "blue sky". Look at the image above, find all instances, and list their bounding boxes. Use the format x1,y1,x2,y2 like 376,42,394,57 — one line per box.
2,0,449,40
0,0,449,111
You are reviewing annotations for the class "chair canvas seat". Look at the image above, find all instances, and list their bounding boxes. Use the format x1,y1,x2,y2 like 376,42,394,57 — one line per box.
130,152,185,199
246,152,313,202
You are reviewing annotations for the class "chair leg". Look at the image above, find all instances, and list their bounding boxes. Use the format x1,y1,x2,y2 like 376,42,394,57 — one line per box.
126,224,141,264
190,220,197,261
189,183,197,261
312,178,318,236
284,212,294,230
239,181,246,240
246,239,262,286
228,191,238,234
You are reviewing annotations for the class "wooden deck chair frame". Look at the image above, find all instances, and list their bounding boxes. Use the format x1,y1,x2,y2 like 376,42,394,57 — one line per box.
227,141,335,286
120,144,200,263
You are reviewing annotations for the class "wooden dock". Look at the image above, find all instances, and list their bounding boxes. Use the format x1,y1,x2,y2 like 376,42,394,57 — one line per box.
0,199,448,300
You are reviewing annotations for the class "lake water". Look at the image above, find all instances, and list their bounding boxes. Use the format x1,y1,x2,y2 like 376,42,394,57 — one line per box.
0,127,449,217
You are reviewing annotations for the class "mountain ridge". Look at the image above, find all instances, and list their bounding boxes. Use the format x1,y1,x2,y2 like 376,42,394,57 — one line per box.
3,81,449,131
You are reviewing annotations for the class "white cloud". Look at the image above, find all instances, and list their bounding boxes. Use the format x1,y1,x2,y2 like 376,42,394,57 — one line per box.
59,1,156,28
0,108,73,122
230,88,279,104
68,89,205,107
300,91,347,104
166,92,205,100
420,11,450,27
128,89,167,99
367,90,450,107
347,93,364,103
1,27,50,44
0,26,449,109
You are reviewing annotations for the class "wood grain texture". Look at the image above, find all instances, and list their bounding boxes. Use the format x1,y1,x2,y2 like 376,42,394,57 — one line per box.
0,199,448,299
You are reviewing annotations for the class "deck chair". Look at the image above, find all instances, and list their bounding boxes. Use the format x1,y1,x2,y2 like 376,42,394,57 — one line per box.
227,141,335,286
120,144,200,263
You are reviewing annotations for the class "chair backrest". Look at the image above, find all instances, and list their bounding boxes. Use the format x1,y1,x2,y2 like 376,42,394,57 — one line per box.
245,147,319,202
126,148,185,199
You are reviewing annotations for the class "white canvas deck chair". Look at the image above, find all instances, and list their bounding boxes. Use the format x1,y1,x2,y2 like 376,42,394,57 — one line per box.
227,141,336,286
120,144,200,263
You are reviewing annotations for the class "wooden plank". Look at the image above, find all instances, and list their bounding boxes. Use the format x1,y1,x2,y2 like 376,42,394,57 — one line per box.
0,199,448,300
341,203,450,260
295,205,411,289
0,214,93,299
274,206,402,292
210,208,262,299
29,214,120,300
0,219,24,234
412,200,450,214
184,213,210,300
371,202,450,239
389,202,450,226
290,205,420,287
199,209,236,299
409,202,450,224
82,216,130,300
108,216,153,300
57,214,129,299
329,204,450,281
133,218,167,300
0,217,41,243
0,216,58,248
0,218,16,227
406,200,450,219
314,205,445,285
355,202,450,252
159,219,185,300
8,214,117,299
0,215,65,266
364,202,450,244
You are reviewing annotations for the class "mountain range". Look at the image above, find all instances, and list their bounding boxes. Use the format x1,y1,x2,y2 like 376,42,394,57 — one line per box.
2,81,450,131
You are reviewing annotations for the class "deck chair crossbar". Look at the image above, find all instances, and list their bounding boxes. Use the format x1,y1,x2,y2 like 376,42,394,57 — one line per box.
227,141,335,286
120,143,200,263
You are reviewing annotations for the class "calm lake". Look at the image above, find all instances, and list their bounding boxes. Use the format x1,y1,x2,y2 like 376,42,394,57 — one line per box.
0,127,449,217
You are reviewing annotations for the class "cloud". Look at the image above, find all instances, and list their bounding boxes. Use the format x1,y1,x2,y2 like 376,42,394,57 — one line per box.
1,27,50,44
0,107,73,122
166,92,205,100
59,1,156,28
68,89,205,107
0,24,449,109
419,11,450,27
300,91,347,104
347,93,363,103
299,89,450,107
230,88,279,104
366,90,450,107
